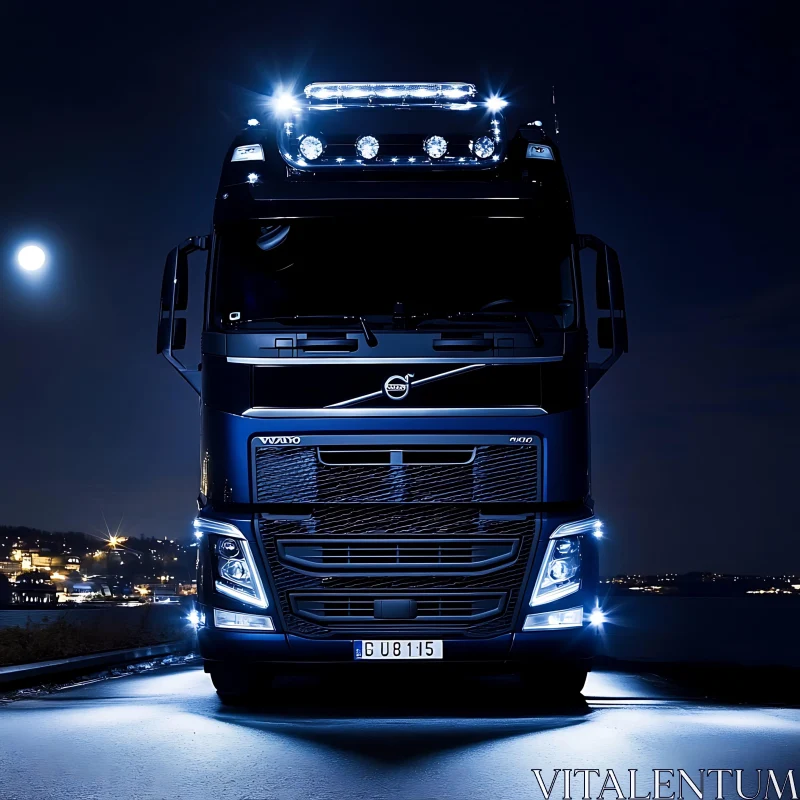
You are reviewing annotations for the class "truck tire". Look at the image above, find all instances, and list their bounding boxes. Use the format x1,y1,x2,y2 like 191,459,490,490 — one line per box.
208,664,273,705
519,662,590,698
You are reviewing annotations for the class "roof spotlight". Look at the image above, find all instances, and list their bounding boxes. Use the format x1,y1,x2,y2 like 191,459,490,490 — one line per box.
472,135,495,159
299,135,324,160
486,96,508,112
423,135,448,159
355,135,380,160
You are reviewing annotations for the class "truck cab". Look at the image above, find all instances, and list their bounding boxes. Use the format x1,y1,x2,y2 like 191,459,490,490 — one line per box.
157,81,628,701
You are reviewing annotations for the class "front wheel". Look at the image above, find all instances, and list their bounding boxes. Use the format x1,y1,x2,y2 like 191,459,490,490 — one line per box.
208,664,273,705
519,662,590,698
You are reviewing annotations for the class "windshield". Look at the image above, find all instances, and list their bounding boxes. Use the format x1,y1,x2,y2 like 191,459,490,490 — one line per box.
212,218,576,329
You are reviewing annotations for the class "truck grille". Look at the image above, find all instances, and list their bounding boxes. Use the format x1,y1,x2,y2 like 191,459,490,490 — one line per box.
277,538,519,573
254,443,539,503
259,506,538,637
291,593,506,624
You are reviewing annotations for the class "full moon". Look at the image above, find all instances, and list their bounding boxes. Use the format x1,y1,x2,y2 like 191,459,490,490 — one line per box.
17,244,46,271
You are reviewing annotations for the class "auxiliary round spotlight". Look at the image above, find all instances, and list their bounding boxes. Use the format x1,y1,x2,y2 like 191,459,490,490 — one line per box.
355,135,380,160
423,135,448,159
299,135,324,160
472,135,495,159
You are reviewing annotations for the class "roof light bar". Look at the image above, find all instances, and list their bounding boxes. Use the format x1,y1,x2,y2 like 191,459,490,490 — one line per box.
305,82,477,102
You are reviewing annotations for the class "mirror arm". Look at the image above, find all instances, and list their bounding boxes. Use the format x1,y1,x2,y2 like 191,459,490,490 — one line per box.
160,235,210,395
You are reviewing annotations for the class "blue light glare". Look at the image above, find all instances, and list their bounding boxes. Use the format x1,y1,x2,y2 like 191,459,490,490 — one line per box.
589,607,607,627
246,173,259,184
187,609,202,629
247,118,260,126
271,92,298,113
486,96,508,112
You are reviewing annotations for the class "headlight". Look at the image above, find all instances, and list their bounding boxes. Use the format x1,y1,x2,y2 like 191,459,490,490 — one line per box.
355,135,380,160
472,135,495,159
530,518,599,607
423,135,448,159
299,135,324,160
195,518,269,609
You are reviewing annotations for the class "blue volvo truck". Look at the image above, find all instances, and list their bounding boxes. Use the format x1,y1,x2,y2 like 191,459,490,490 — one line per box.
157,81,628,701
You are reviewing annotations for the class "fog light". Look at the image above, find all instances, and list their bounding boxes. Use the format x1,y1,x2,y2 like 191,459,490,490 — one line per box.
472,135,495,159
423,135,448,159
355,135,379,159
299,135,324,160
523,607,583,631
214,609,275,631
188,609,205,628
589,607,607,627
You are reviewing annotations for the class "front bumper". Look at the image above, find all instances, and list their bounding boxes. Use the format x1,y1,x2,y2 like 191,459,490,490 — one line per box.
196,505,601,667
197,625,598,667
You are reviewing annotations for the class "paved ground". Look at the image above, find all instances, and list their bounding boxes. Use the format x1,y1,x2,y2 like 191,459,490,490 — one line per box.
0,666,798,800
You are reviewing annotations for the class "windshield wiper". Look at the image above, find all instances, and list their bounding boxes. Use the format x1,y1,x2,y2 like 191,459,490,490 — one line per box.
233,314,379,348
523,314,544,348
358,316,378,347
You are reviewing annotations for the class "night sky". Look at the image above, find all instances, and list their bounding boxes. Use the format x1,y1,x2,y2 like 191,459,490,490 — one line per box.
1,1,797,575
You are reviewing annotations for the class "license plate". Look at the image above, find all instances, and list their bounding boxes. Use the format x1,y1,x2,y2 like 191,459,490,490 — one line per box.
354,640,443,660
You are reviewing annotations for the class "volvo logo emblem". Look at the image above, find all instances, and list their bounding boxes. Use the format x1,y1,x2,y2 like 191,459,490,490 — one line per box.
383,373,414,401
258,436,301,445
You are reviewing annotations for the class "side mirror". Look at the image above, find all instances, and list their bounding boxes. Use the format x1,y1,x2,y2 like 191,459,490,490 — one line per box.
597,318,613,350
156,235,209,392
596,246,625,313
173,317,187,349
157,317,186,354
159,248,189,312
577,234,628,386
